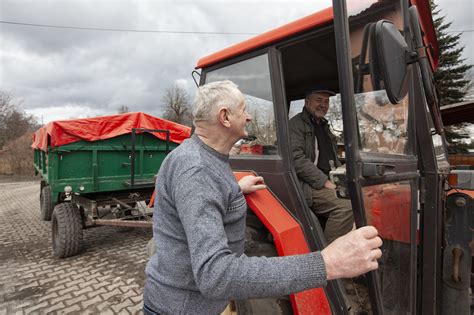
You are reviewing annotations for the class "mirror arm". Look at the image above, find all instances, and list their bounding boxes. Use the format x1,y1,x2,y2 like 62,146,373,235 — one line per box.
415,46,427,59
406,44,428,65
356,23,374,93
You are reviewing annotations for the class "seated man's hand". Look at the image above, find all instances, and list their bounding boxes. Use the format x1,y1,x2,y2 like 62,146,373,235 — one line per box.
324,179,337,190
238,175,266,194
321,226,382,280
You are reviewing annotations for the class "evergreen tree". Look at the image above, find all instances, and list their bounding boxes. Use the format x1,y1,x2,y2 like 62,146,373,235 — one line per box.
431,0,472,105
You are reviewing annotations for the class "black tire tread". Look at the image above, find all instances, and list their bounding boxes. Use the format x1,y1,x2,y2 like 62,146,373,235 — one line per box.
52,203,83,258
40,186,54,221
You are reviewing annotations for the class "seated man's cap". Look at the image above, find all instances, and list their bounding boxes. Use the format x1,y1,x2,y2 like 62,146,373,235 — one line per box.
305,84,336,97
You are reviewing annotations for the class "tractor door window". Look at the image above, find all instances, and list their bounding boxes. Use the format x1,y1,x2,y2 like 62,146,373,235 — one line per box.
362,181,414,314
345,0,413,156
290,91,409,156
205,54,278,156
353,91,410,155
342,1,418,313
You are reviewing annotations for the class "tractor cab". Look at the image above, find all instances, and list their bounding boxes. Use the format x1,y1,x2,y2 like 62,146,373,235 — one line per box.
195,0,471,314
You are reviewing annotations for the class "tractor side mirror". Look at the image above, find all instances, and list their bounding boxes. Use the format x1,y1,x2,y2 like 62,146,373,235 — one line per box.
369,20,410,104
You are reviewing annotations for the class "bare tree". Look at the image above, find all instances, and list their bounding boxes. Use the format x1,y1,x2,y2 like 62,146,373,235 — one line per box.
0,133,35,175
0,91,39,176
117,104,130,114
0,91,38,150
0,91,15,130
162,85,192,126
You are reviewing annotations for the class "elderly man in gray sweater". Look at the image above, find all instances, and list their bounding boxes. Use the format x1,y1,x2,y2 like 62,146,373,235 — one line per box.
143,80,382,315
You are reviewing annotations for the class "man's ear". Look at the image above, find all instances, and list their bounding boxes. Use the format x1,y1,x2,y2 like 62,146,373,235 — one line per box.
218,107,231,128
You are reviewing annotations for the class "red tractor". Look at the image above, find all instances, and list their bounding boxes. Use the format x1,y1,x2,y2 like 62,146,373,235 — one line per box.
190,0,474,313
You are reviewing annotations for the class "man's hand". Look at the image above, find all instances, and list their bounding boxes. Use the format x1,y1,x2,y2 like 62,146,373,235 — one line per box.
323,179,337,190
321,226,382,280
238,175,266,194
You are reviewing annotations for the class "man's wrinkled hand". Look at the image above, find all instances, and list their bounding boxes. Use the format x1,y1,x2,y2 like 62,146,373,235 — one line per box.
321,226,382,280
238,175,266,194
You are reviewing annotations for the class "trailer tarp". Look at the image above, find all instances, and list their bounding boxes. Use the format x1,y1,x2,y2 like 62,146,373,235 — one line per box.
32,112,191,151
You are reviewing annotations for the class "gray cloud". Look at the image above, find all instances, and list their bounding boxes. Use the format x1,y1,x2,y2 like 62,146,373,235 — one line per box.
1,0,471,123
437,0,473,68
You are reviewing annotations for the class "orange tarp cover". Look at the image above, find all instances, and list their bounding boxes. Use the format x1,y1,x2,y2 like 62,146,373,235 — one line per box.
31,112,191,151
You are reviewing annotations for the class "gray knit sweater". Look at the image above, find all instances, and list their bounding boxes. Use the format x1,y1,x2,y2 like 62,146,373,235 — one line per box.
143,135,327,314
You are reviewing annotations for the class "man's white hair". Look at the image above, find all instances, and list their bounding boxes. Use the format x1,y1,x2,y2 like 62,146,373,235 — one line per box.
193,80,244,124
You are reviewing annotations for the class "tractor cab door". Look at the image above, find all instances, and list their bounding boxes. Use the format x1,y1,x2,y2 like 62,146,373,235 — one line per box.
332,0,423,313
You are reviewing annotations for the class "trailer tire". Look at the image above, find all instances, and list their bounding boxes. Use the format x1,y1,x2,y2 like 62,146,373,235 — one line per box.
235,213,292,315
52,202,83,258
40,186,54,221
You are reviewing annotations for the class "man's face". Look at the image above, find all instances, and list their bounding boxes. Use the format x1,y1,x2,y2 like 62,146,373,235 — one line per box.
305,92,331,121
229,100,252,139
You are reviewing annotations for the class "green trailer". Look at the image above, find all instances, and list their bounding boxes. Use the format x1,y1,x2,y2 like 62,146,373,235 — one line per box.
32,112,190,258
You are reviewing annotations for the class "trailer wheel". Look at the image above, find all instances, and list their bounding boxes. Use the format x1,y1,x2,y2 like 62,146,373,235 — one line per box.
235,212,292,315
40,186,55,221
52,202,83,258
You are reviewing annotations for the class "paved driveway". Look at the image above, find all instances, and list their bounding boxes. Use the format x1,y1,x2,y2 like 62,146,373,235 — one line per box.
0,180,152,314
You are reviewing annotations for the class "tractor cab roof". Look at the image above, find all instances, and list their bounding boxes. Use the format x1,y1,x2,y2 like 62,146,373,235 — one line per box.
196,0,438,71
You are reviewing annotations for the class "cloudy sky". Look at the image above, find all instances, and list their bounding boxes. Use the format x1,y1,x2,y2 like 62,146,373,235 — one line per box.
1,0,472,124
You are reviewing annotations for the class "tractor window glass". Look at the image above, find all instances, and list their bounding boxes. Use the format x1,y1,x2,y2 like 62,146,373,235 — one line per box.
345,0,414,156
425,104,449,169
351,90,409,155
362,181,414,314
433,134,448,165
293,92,409,156
205,54,278,157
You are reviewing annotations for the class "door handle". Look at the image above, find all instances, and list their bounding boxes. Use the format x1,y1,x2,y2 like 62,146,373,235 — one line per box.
362,162,395,177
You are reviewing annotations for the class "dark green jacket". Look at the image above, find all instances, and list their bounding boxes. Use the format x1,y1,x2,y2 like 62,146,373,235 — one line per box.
289,108,340,206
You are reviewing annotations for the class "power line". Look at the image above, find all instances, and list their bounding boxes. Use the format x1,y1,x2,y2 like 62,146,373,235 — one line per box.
1,20,472,35
0,20,258,35
445,30,474,33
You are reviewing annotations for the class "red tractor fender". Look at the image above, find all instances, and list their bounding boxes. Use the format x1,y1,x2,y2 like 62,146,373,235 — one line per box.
234,172,331,315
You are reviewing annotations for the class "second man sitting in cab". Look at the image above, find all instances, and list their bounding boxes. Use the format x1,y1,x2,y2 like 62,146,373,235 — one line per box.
289,86,353,244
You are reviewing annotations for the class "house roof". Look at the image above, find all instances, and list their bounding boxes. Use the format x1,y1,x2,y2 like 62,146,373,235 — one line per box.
440,100,474,125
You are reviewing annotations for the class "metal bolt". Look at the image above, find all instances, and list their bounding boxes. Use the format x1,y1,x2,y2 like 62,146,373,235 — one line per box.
455,197,466,207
